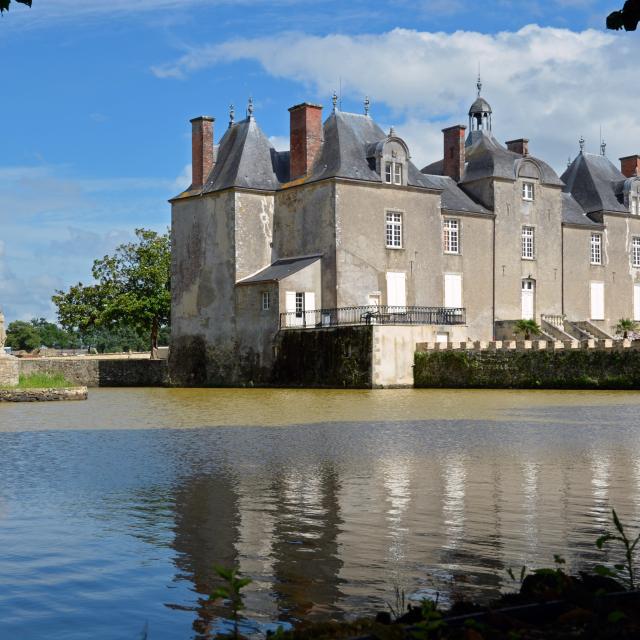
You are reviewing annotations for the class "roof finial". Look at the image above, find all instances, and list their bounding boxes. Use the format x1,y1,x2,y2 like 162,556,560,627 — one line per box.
579,135,585,153
477,71,482,97
247,96,254,119
567,156,572,168
601,138,607,157
364,95,370,116
229,104,235,128
332,90,338,112
389,125,396,137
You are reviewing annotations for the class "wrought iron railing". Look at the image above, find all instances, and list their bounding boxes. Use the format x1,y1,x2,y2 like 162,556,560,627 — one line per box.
279,305,466,329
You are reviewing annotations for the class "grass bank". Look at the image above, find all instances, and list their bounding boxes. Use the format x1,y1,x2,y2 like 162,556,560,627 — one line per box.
3,372,74,389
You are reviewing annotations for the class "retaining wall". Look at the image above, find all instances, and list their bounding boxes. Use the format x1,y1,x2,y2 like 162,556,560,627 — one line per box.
414,339,640,389
19,357,168,388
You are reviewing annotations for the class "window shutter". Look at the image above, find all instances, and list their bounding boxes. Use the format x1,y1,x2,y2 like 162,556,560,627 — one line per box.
590,282,605,320
444,274,462,308
386,272,406,308
634,284,640,322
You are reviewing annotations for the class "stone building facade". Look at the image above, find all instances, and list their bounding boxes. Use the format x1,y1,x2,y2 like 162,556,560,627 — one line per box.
170,85,640,386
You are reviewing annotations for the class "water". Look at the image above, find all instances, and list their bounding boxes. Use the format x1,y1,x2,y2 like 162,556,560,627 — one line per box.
2,388,640,639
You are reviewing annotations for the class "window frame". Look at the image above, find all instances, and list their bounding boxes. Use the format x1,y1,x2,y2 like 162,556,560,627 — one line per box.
632,237,640,268
443,218,460,254
385,210,403,249
522,181,535,201
295,292,304,318
521,225,535,260
590,233,603,265
384,161,403,186
261,291,270,311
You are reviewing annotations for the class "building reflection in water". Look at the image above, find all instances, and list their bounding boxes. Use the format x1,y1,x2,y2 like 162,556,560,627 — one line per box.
163,419,640,634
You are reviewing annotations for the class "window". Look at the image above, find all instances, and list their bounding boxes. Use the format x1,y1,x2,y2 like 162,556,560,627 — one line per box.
590,233,602,265
521,226,535,260
386,211,402,248
443,219,460,254
295,292,304,318
590,282,605,320
522,182,535,201
261,291,270,311
633,237,640,268
444,273,463,308
632,195,640,216
384,161,403,185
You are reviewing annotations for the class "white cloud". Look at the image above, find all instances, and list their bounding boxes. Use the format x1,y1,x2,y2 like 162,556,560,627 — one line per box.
152,25,640,171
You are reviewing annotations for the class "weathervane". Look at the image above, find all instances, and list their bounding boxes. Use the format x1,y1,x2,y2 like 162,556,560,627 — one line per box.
579,135,585,153
567,156,572,168
247,97,254,119
477,72,482,96
332,91,338,112
364,96,370,116
389,125,396,137
229,104,235,128
601,138,607,157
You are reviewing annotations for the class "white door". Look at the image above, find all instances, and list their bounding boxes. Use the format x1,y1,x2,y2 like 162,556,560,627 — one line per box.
634,284,640,322
444,274,462,308
304,292,316,327
521,279,535,320
386,272,406,310
590,282,605,320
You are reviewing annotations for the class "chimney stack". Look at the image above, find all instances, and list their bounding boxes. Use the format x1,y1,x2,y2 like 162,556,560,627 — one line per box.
442,125,466,182
620,155,640,178
506,138,529,156
288,103,323,180
190,116,215,189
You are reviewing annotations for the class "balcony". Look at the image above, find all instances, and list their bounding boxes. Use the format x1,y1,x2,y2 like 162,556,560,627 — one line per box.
280,305,466,330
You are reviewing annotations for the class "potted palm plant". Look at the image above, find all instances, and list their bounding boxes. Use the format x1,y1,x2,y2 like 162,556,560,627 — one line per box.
513,319,542,341
615,318,638,340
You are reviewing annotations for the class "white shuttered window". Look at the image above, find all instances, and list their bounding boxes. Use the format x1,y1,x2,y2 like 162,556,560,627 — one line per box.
444,273,463,308
590,282,605,320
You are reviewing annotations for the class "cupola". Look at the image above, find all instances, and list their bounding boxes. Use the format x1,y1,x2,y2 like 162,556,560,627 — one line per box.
468,74,492,134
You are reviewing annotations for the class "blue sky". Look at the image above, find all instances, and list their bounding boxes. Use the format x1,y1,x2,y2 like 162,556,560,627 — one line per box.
0,0,634,321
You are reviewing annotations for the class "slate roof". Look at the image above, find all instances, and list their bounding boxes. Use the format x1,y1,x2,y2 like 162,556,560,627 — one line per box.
201,117,283,193
561,192,600,227
463,132,564,186
420,174,489,215
237,254,322,284
561,152,628,215
469,96,492,115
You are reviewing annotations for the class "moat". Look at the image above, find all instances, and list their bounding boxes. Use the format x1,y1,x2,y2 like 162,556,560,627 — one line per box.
2,388,640,639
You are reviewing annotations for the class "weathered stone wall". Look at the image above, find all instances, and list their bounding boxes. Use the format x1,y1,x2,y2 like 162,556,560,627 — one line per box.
0,387,88,402
0,357,19,386
414,344,640,389
272,326,372,387
19,358,168,387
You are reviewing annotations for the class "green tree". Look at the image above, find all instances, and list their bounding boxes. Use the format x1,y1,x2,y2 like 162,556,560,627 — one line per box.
513,319,542,340
52,229,170,358
615,318,638,339
608,0,640,30
30,318,80,349
5,320,41,351
0,0,31,13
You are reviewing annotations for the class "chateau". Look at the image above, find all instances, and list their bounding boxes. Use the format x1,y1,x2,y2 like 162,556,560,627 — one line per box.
170,82,640,386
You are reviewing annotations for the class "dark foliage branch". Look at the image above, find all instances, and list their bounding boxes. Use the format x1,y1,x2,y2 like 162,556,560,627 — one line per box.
607,0,640,30
0,0,31,14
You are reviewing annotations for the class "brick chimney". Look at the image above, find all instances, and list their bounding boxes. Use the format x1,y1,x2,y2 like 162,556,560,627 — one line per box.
288,103,323,179
506,138,529,156
620,154,640,178
190,116,215,189
442,124,466,182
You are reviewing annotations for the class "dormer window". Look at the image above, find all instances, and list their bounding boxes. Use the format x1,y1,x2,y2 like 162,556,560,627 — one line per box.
632,194,640,215
522,182,535,201
385,161,403,185
622,178,640,214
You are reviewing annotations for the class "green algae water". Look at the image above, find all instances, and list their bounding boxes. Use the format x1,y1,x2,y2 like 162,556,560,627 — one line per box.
2,388,640,638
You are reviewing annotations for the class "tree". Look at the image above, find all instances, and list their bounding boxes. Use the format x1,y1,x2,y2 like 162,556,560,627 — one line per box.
0,0,31,13
607,0,640,30
513,319,542,341
52,229,170,358
615,318,638,339
5,320,41,351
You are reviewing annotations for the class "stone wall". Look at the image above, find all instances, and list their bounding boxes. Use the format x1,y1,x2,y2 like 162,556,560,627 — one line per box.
0,387,88,402
272,326,372,387
414,340,640,389
19,358,168,388
0,357,19,386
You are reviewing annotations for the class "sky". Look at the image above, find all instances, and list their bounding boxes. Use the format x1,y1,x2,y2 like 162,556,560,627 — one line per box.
0,0,636,322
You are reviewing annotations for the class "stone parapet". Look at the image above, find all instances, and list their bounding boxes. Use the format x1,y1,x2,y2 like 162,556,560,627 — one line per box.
0,356,19,387
415,339,640,352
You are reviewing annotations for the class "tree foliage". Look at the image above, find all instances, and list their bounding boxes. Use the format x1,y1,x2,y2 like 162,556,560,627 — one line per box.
0,0,31,14
52,229,171,358
615,318,638,339
607,0,640,30
513,319,542,341
5,318,80,351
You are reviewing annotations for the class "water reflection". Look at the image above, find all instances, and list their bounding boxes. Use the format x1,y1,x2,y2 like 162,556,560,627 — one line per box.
2,389,640,639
